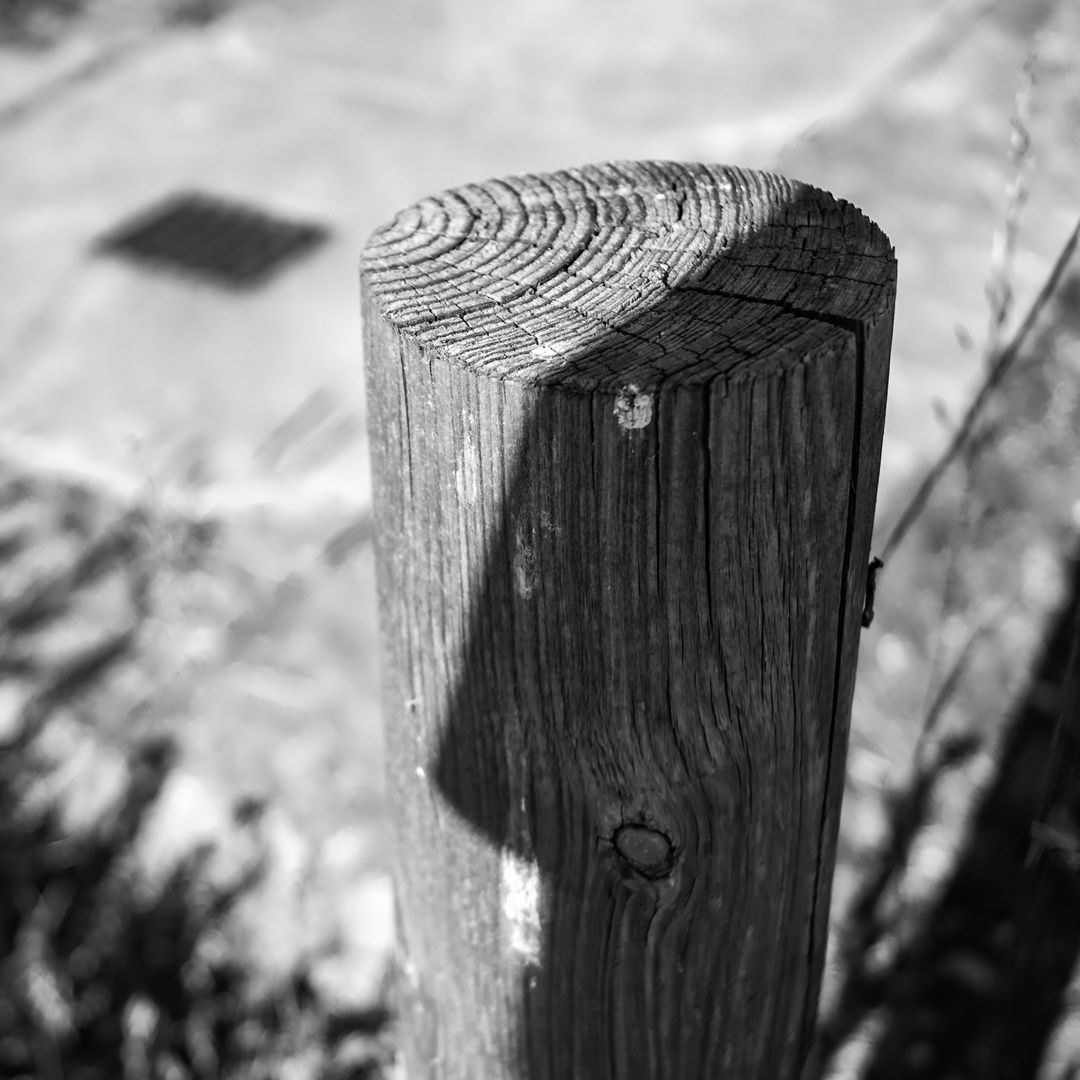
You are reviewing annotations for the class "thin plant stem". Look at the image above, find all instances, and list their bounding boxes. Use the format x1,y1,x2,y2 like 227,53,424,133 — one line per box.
879,213,1080,567
985,53,1035,363
916,610,998,758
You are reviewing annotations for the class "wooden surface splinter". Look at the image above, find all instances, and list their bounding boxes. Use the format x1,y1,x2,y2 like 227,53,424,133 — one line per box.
361,160,896,1080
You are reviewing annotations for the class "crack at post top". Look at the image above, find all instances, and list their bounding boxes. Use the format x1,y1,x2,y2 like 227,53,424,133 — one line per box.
361,161,895,394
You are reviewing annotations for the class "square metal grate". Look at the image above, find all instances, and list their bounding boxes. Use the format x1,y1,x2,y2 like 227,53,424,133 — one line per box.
95,191,330,290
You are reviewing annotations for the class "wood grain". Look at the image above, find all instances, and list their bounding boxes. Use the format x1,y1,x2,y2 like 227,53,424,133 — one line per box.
361,161,895,1079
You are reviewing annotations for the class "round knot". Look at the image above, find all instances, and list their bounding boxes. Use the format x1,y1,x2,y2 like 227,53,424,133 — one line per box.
613,824,675,878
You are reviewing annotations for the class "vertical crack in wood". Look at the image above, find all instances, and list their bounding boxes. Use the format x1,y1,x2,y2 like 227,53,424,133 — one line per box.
701,380,716,635
800,318,868,1063
398,341,415,507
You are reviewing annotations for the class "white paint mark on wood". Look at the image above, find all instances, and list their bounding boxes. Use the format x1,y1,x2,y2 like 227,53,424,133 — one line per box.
614,384,654,430
514,560,534,599
513,528,537,599
500,851,541,964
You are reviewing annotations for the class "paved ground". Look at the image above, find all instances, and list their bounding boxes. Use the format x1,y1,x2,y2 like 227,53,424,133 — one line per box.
2,0,1076,515
1,0,1078,1024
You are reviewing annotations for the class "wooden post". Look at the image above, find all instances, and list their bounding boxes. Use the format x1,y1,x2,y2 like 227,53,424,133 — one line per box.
361,161,895,1080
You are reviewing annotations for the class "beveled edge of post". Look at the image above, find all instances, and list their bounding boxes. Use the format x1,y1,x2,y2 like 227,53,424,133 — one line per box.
361,161,895,392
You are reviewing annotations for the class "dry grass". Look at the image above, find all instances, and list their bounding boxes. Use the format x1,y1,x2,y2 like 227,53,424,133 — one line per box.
817,86,1080,1070
0,462,394,1079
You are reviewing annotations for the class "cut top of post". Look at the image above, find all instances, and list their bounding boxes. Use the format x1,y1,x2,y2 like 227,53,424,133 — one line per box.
361,161,895,392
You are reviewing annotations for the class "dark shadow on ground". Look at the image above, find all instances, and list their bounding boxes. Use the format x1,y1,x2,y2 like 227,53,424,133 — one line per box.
861,551,1080,1080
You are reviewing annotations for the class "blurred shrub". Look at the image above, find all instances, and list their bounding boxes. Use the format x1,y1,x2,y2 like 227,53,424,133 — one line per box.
0,465,391,1079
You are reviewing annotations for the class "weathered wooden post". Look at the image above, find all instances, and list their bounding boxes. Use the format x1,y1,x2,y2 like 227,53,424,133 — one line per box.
361,161,895,1080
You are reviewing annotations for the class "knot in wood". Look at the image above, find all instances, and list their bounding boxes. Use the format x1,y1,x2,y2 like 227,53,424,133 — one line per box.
613,823,674,877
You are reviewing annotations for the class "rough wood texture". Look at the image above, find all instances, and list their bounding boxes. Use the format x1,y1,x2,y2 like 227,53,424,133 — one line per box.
361,161,895,1080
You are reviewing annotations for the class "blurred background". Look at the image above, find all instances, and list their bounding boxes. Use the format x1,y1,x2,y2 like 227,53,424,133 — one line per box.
1,0,1079,1077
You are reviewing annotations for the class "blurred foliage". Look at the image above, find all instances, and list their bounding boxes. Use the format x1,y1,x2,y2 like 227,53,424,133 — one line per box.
817,256,1080,1079
0,467,392,1079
